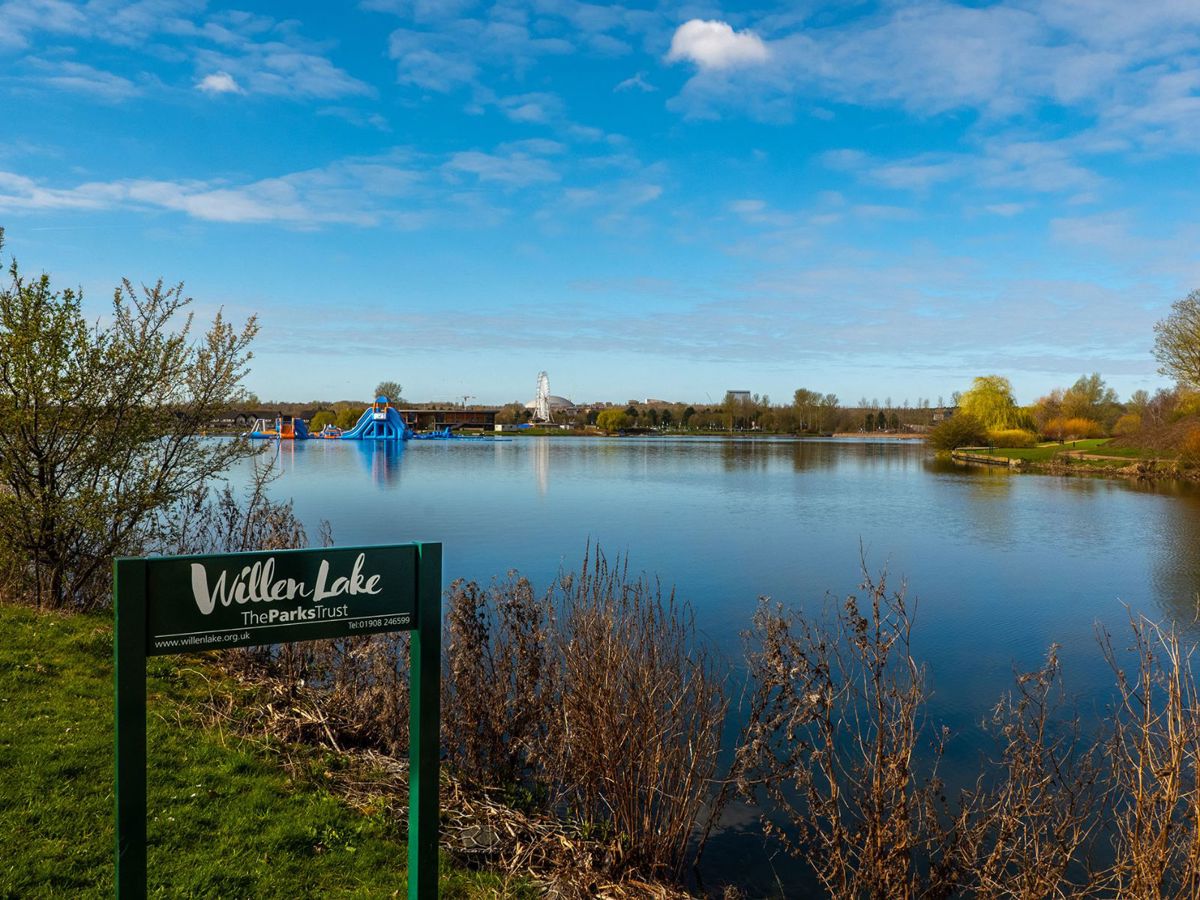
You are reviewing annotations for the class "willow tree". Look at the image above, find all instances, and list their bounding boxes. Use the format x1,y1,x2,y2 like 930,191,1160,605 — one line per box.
0,230,259,609
958,375,1022,430
1154,289,1200,390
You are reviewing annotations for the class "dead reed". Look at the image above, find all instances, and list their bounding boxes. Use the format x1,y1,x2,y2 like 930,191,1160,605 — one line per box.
949,646,1102,899
1096,614,1200,897
443,548,731,883
731,569,952,899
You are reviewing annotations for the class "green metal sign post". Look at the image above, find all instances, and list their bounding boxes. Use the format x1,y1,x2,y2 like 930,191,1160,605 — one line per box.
114,542,441,899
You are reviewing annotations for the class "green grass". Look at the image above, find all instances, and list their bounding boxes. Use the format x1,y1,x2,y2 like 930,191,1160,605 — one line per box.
955,438,1184,470
0,603,528,898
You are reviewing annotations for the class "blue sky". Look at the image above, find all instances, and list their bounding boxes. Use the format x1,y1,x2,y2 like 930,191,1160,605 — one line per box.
2,0,1198,406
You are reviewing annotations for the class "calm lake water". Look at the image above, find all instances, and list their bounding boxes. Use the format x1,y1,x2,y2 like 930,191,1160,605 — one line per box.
232,436,1200,892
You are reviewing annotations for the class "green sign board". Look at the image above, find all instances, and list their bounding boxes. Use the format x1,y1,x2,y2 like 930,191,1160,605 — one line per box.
114,543,441,900
144,545,419,654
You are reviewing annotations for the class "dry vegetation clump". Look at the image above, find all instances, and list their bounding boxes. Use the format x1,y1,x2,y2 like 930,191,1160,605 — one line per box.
1109,413,1200,454
1177,426,1200,469
948,647,1103,898
729,571,957,899
443,573,552,789
202,673,693,899
1094,616,1200,897
444,548,730,883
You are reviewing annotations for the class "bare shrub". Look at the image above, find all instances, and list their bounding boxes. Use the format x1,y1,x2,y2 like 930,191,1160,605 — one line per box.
165,454,414,755
1095,615,1200,896
443,572,553,788
159,450,307,556
950,646,1102,898
1178,427,1200,470
732,569,954,899
442,548,730,882
543,550,729,881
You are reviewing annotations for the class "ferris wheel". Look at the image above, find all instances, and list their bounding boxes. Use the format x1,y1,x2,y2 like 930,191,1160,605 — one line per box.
534,371,552,423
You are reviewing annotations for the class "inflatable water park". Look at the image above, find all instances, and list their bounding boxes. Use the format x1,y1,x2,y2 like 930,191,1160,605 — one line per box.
245,396,478,442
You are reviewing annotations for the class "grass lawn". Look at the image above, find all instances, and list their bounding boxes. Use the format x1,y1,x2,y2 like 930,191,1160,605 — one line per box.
0,602,527,898
957,439,1161,467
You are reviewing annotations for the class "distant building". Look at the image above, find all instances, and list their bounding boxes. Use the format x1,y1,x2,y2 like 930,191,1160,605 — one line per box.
725,390,752,403
524,395,576,414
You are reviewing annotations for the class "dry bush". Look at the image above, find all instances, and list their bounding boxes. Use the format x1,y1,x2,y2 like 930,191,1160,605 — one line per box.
442,548,730,882
950,646,1102,899
988,429,1038,449
1178,427,1200,469
159,450,307,556
732,570,955,899
1095,615,1200,897
443,572,552,788
1042,417,1105,440
544,551,729,880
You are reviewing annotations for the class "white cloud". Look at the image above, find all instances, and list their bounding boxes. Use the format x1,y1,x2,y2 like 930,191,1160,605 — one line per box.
666,19,769,70
196,71,241,94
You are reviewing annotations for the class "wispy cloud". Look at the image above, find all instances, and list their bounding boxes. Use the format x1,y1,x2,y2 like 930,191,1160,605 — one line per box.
442,148,560,187
0,152,421,226
823,140,1102,198
386,17,572,94
24,58,142,101
192,43,372,99
614,71,655,93
664,0,1200,156
0,138,633,225
0,2,370,101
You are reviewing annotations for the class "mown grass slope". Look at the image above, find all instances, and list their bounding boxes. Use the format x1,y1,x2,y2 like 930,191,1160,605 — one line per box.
0,603,522,898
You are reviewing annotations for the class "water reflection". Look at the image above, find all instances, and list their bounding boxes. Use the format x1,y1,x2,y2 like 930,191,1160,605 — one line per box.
533,437,549,496
356,440,405,486
1148,482,1200,628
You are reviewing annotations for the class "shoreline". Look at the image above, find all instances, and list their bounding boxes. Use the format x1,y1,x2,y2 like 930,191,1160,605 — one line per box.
950,449,1199,485
831,432,926,440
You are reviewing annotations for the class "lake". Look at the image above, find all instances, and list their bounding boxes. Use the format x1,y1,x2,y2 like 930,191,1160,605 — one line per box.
233,435,1200,892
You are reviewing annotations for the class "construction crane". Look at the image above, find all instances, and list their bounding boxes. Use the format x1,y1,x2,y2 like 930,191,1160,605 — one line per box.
460,395,474,408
